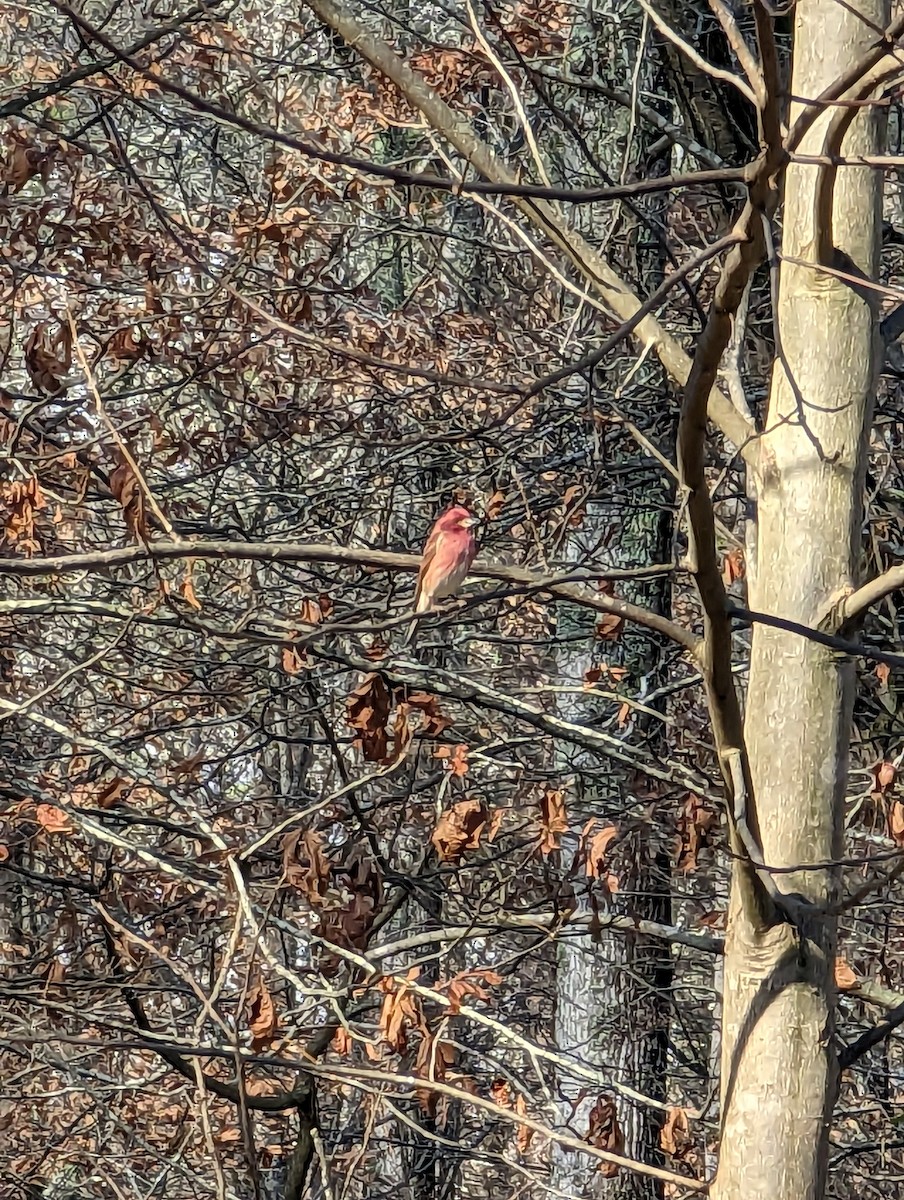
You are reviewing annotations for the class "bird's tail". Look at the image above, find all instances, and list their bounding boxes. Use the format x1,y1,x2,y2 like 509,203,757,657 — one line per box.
404,595,430,647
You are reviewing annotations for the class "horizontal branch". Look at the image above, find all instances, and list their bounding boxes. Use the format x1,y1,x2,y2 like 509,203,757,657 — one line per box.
369,910,723,958
838,999,904,1069
0,540,696,650
0,0,227,117
0,540,666,582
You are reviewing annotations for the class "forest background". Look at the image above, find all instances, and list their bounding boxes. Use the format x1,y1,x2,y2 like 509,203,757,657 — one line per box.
3,1,904,1199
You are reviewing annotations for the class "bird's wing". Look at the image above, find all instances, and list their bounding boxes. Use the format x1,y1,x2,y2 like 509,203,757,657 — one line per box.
414,528,442,611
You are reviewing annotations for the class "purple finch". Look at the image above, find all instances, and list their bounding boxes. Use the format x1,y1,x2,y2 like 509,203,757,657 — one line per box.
406,505,478,643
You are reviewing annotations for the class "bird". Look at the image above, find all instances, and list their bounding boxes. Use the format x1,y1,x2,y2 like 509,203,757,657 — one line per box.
405,505,478,644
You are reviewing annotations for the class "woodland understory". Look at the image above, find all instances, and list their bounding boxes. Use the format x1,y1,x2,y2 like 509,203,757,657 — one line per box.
5,2,904,1200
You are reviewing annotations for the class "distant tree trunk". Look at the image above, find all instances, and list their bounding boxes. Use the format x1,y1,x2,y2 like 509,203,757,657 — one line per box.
552,498,674,1200
714,2,887,1197
549,7,676,1195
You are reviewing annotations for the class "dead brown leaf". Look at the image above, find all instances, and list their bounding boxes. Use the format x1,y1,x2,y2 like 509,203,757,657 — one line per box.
281,644,304,675
660,1105,691,1157
346,672,392,762
2,134,48,193
282,829,331,905
378,968,422,1053
247,978,278,1049
414,1035,455,1115
580,819,618,879
435,742,468,776
486,489,506,520
873,759,897,797
1,476,46,553
35,804,73,834
721,548,745,585
431,797,488,863
437,968,503,1014
109,458,146,541
180,564,202,611
24,319,71,395
835,957,859,991
675,794,717,873
487,807,504,842
889,800,904,845
538,788,567,856
586,1094,624,1177
515,1093,532,1152
595,612,624,642
332,1026,353,1057
406,690,453,736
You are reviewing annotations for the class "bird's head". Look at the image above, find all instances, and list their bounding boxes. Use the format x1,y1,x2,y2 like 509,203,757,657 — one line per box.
437,505,478,532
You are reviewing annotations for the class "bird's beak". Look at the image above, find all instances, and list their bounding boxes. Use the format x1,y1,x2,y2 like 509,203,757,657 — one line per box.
463,517,479,528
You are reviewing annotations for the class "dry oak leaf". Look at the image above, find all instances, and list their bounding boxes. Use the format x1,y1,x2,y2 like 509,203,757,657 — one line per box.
595,612,624,641
486,489,506,520
435,742,469,777
180,564,202,611
872,759,897,798
436,967,503,1014
391,702,414,758
431,797,488,863
247,978,278,1050
24,319,71,395
2,134,49,193
346,672,392,762
586,1094,624,1177
660,1106,691,1158
282,644,304,675
834,957,860,991
889,799,904,846
72,776,129,808
675,793,717,873
722,548,745,585
515,1093,532,1153
538,788,568,856
282,829,330,905
2,476,46,551
109,458,147,541
378,967,422,1053
580,818,618,879
35,804,73,834
406,690,453,737
414,1035,456,1116
332,1026,353,1057
299,594,332,626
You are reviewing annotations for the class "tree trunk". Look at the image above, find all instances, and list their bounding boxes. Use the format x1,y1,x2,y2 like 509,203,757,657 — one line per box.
714,2,887,1196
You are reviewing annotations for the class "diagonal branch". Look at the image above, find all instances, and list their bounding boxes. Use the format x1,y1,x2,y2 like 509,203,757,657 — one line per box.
833,564,904,627
311,642,715,797
838,1001,904,1069
50,0,758,454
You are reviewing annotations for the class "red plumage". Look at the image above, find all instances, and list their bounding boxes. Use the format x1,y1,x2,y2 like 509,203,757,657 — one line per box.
406,505,477,643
